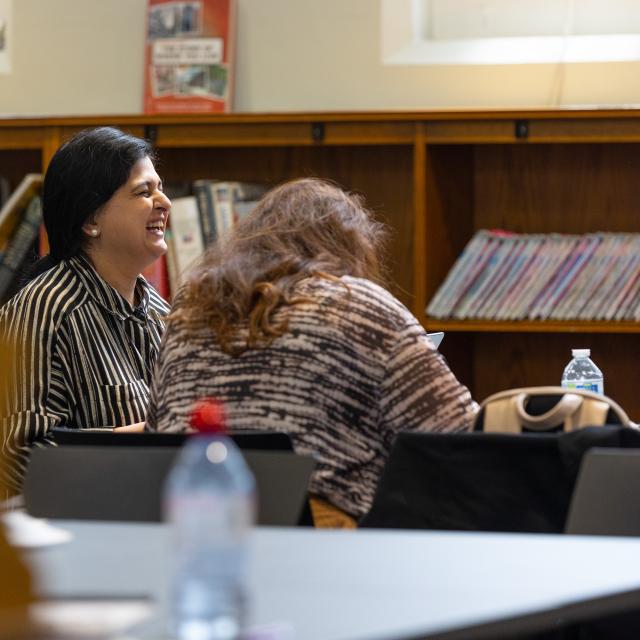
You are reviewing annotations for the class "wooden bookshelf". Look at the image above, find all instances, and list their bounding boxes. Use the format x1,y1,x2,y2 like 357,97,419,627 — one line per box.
2,109,640,417
427,320,640,334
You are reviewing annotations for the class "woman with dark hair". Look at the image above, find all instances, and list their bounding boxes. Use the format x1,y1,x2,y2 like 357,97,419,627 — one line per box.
147,178,476,526
0,127,171,492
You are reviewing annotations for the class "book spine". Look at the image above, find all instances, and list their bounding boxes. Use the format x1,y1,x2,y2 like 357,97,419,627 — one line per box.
458,236,512,319
546,235,599,320
211,182,234,238
589,235,631,320
450,235,503,319
141,254,171,302
554,234,603,320
231,181,267,224
193,180,217,245
0,196,43,300
474,236,523,319
426,231,489,318
163,229,179,297
447,233,501,318
168,196,206,284
490,237,537,320
527,236,576,319
578,235,620,320
501,236,545,320
0,173,43,250
600,236,640,320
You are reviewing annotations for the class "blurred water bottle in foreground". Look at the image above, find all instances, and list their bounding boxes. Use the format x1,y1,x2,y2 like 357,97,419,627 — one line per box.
164,399,256,640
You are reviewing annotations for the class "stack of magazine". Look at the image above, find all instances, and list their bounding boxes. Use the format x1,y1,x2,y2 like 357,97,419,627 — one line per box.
427,230,640,322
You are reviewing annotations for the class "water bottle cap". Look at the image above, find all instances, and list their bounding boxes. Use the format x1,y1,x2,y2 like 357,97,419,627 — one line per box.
189,397,227,434
571,348,591,358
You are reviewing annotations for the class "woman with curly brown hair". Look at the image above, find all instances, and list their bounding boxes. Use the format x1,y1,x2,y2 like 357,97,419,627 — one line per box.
146,178,477,525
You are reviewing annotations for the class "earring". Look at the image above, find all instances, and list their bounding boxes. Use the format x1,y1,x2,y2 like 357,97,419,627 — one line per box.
90,229,99,237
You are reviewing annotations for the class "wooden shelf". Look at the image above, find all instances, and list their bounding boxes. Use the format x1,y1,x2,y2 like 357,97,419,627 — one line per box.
2,109,640,415
425,319,640,334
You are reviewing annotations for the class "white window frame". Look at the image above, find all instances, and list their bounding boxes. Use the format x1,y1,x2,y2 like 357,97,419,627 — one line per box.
381,0,640,66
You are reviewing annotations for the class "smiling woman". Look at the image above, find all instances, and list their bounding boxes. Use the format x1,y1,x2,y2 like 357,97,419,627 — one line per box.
0,127,172,494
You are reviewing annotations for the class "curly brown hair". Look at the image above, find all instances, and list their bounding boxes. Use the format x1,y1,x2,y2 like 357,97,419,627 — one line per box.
171,178,389,354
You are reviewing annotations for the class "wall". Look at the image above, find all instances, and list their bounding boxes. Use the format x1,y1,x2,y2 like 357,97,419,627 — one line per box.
1,0,640,116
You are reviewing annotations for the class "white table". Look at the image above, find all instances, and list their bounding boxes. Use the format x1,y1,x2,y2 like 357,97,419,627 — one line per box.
22,521,640,639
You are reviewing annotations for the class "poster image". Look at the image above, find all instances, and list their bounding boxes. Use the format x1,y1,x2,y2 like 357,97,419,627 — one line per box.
144,0,235,114
0,0,12,75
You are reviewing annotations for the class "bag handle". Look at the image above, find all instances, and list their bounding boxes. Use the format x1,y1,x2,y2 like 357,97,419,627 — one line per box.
513,392,583,431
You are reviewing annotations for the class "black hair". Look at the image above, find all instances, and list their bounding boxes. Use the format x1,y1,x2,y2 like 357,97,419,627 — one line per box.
25,127,156,281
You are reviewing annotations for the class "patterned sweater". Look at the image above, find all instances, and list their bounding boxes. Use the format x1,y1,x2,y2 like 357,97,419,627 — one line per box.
147,276,477,518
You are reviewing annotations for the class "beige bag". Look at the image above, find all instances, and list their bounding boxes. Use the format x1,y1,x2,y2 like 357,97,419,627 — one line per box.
476,386,631,434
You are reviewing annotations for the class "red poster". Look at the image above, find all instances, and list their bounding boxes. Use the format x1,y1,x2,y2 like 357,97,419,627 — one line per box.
143,0,235,114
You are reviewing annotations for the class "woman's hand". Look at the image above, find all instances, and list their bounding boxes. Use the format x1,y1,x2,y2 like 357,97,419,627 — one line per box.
113,422,145,433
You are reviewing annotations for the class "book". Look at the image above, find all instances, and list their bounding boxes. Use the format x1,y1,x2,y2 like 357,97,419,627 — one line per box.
210,181,234,238
167,196,205,285
488,236,540,320
454,232,516,319
456,234,514,319
141,254,171,302
163,228,180,296
143,0,236,114
230,181,267,223
553,234,604,320
192,179,218,245
427,231,494,318
0,174,43,253
192,180,267,246
541,235,600,320
584,235,632,320
524,235,577,320
596,235,640,320
568,234,619,320
0,195,43,303
427,230,640,322
502,235,554,320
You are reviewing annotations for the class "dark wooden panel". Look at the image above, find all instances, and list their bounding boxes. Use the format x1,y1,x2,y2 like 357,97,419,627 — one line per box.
158,145,414,306
424,145,475,301
529,118,640,142
474,143,640,233
157,123,311,147
0,127,46,151
425,120,515,143
472,333,639,420
438,332,476,395
0,150,42,190
323,122,414,145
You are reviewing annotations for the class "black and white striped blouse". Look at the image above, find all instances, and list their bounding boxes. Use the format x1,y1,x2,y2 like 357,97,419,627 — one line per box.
147,276,477,518
0,254,170,492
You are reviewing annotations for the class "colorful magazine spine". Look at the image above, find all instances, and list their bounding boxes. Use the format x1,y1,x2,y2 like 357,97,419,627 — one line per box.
425,229,640,323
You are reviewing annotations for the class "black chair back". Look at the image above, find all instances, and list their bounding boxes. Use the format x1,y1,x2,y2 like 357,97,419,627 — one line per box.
360,427,640,533
566,447,640,536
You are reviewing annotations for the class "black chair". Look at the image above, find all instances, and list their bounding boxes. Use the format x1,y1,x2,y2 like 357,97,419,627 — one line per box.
565,448,640,536
24,445,315,526
360,426,640,533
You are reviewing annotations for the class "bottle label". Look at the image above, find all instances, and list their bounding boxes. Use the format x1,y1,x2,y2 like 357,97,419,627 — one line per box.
562,381,604,394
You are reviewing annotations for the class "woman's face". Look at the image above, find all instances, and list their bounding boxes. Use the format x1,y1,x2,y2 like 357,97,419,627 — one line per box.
87,156,171,274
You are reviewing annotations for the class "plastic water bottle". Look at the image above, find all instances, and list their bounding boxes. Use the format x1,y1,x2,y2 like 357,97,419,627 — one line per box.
164,399,256,640
561,348,604,395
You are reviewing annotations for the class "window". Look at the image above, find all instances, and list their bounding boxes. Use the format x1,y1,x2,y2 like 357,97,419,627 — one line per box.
382,0,640,65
